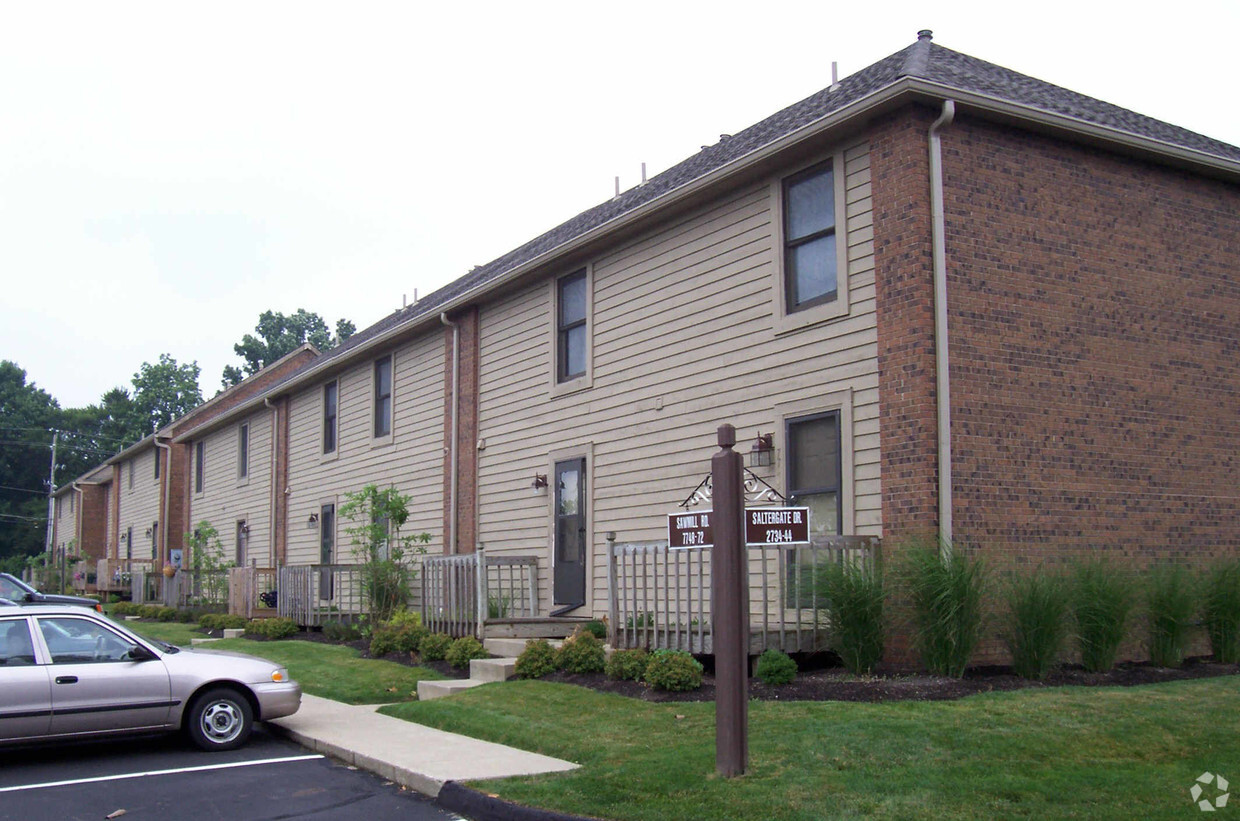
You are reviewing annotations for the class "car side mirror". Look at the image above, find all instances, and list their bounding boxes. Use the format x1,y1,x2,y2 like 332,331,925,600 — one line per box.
126,645,158,662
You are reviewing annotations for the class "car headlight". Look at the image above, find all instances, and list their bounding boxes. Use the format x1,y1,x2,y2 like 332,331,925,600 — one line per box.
270,668,289,683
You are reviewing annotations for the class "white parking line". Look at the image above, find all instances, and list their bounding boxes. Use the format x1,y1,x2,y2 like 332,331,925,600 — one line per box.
0,753,325,793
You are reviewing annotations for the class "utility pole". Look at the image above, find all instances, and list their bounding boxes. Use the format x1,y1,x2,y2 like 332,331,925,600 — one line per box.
43,429,58,576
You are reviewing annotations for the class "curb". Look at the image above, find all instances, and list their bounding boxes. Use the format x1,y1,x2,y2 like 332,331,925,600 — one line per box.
436,781,599,821
266,721,445,798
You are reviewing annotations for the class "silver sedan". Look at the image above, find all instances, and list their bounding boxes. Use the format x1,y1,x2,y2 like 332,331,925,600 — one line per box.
0,603,300,751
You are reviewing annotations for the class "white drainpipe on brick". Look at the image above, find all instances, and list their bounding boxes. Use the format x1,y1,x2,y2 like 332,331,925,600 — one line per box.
929,99,956,552
440,312,459,555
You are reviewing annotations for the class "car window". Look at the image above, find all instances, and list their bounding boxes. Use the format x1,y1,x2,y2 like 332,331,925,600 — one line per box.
37,617,135,664
0,576,27,600
1,619,36,665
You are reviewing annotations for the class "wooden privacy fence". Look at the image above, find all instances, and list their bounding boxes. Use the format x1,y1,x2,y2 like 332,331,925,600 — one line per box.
422,547,539,638
162,569,231,608
607,535,880,654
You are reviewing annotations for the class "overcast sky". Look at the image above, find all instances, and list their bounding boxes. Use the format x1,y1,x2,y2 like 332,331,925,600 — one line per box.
3,1,1237,409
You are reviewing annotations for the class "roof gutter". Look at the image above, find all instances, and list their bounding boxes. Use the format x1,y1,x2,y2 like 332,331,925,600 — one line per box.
928,99,956,554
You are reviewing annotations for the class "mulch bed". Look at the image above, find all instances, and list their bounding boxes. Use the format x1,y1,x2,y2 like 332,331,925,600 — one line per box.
227,629,1240,703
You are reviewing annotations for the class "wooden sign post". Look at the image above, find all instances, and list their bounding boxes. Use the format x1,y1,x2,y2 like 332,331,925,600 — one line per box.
711,424,748,777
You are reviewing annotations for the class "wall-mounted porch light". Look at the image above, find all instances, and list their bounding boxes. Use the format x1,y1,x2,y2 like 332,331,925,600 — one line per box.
239,522,250,536
307,512,319,528
532,474,548,495
747,433,775,468
144,527,153,538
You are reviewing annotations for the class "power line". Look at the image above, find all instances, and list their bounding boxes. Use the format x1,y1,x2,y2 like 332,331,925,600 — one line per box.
0,513,47,522
0,484,44,495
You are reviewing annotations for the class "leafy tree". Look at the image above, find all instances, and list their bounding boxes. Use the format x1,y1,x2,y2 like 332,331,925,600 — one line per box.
130,354,202,437
340,485,430,622
184,521,234,605
0,362,58,565
222,310,356,388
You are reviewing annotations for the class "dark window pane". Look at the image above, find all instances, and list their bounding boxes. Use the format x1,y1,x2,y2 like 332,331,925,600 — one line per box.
786,167,834,241
323,383,337,453
559,273,586,325
557,467,579,515
374,358,392,437
320,505,334,563
788,233,837,307
563,325,586,378
789,414,840,494
375,397,391,437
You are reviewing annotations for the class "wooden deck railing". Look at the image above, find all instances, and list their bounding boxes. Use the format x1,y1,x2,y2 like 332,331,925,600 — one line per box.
607,535,880,654
421,548,539,638
228,566,278,618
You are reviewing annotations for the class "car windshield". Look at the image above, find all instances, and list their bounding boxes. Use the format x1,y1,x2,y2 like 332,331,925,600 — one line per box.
0,575,32,600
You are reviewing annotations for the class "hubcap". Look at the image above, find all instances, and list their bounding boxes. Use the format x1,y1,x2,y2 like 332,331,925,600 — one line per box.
200,700,243,744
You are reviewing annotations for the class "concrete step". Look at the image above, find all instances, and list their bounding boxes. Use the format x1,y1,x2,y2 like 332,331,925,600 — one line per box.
417,678,488,701
470,657,516,683
483,638,563,657
223,628,245,639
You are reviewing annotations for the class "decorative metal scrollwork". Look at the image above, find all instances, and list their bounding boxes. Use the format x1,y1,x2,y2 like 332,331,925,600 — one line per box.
679,469,787,509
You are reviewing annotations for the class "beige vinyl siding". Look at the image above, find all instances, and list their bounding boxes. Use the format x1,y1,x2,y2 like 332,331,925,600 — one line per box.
188,412,274,566
117,448,161,561
285,332,445,566
476,140,879,615
55,491,78,555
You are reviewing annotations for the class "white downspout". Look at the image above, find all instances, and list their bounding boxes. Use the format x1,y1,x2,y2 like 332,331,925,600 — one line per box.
264,398,279,567
929,99,956,552
153,437,172,567
440,312,460,554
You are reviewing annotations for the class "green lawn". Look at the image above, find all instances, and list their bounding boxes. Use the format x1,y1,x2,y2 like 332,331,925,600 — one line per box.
123,620,442,704
381,677,1240,820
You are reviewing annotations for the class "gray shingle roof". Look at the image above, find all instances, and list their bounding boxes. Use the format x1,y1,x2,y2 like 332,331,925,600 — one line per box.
272,33,1240,388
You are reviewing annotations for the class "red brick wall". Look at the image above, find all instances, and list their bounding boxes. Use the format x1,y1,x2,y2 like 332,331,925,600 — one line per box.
79,485,109,560
872,105,942,542
442,307,480,554
942,116,1240,566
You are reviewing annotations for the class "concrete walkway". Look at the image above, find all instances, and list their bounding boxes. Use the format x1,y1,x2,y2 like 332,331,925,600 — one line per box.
268,693,579,798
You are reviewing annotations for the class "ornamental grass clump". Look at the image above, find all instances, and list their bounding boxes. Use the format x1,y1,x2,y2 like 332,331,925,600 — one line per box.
1202,559,1240,664
1146,563,1196,669
815,558,885,674
1002,567,1070,680
902,538,987,678
754,649,798,685
515,639,559,679
605,648,648,681
1070,559,1133,673
445,636,489,670
557,630,606,674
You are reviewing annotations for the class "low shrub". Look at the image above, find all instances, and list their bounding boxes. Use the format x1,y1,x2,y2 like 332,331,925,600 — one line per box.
583,620,608,640
156,607,179,622
419,632,452,662
1202,559,1240,664
1003,567,1070,680
515,639,559,679
903,538,987,678
1147,564,1196,669
199,613,223,631
323,620,362,643
138,604,164,620
1071,559,1134,673
175,608,199,623
445,636,488,669
246,617,299,639
755,649,798,685
369,611,427,657
112,601,136,616
557,630,606,674
644,649,703,692
814,558,885,674
605,648,648,681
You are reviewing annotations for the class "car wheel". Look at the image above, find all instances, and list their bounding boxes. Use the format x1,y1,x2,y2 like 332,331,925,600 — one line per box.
187,687,254,751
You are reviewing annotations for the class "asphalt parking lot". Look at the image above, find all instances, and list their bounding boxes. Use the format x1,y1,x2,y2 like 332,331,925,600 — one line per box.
0,726,465,820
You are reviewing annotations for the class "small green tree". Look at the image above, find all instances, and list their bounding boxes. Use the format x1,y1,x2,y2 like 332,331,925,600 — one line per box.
184,521,234,605
340,485,430,622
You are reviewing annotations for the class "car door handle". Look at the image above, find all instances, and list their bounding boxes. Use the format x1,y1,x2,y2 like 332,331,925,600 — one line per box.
55,676,78,685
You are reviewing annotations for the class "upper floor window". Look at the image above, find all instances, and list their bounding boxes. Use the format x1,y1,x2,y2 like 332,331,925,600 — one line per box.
557,270,587,382
373,356,392,438
128,460,134,490
194,440,205,494
323,382,338,454
238,423,249,479
154,450,160,480
783,161,837,313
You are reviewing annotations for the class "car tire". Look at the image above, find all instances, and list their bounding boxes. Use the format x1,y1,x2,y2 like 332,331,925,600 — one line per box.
186,687,254,752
